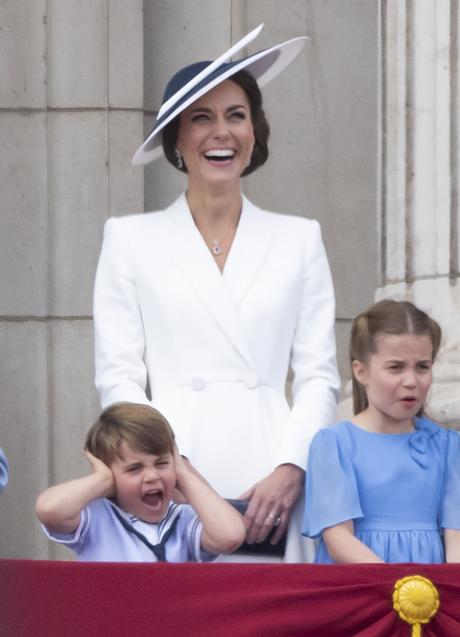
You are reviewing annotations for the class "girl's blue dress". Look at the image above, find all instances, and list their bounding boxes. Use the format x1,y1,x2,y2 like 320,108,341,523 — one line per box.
303,417,460,563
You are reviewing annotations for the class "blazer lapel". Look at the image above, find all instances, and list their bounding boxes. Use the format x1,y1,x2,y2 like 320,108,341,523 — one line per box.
223,195,272,306
166,194,256,367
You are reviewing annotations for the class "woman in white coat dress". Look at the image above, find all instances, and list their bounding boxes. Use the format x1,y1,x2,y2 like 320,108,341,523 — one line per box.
94,24,340,562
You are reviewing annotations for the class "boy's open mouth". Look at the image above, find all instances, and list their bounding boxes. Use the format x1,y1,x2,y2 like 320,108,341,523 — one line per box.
142,490,163,508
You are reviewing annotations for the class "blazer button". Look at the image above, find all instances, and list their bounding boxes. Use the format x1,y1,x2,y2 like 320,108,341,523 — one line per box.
244,373,258,389
190,377,206,391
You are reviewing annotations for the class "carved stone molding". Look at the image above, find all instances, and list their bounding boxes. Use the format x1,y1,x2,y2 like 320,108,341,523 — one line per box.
377,0,460,426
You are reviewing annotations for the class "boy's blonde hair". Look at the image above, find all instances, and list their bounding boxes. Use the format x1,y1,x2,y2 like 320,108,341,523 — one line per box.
86,403,175,465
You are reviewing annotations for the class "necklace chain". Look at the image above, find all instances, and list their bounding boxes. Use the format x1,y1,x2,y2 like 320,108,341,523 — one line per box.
191,207,241,258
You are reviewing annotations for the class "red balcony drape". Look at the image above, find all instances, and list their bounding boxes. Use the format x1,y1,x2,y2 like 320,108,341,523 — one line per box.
2,560,460,636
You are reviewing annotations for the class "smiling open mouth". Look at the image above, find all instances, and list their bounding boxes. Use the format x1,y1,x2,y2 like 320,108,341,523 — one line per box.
204,149,235,161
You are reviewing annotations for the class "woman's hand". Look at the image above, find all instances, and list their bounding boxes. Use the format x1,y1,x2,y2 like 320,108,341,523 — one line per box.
239,464,304,544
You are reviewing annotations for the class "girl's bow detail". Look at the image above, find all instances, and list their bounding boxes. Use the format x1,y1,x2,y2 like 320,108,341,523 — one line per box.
409,419,439,468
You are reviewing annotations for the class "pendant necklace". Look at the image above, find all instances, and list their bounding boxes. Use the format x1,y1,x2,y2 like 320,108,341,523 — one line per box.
191,207,241,258
206,219,232,257
211,240,223,256
195,211,241,257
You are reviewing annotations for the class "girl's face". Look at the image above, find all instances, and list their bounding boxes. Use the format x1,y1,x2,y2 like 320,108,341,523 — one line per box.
176,80,255,190
353,332,434,432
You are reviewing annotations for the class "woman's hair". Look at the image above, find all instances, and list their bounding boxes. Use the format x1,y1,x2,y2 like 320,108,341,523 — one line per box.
162,69,270,177
350,299,442,415
86,403,175,465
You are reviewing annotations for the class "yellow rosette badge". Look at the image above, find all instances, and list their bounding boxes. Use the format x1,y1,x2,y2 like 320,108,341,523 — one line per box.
393,575,440,637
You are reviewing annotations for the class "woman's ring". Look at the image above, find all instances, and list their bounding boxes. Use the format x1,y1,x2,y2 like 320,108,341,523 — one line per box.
267,512,281,527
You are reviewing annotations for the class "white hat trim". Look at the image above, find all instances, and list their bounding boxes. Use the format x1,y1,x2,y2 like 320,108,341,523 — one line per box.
132,32,307,166
157,23,264,120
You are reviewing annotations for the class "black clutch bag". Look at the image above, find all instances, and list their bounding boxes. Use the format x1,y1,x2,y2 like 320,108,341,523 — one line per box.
226,499,287,557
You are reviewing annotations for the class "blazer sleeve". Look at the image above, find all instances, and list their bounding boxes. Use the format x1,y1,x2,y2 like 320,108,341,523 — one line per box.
276,220,340,469
93,217,151,409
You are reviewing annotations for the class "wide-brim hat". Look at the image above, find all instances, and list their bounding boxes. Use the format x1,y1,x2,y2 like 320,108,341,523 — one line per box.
132,23,307,166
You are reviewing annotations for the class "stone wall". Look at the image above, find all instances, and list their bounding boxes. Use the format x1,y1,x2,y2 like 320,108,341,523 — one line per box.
376,0,460,425
0,0,379,558
0,0,143,558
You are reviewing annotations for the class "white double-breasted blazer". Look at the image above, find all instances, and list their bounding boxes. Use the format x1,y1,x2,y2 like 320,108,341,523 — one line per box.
94,193,340,558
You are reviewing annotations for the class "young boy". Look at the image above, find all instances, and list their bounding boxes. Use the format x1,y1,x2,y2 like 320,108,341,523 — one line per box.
36,403,246,562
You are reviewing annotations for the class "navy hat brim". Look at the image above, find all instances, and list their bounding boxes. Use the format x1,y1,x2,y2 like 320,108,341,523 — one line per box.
132,25,307,167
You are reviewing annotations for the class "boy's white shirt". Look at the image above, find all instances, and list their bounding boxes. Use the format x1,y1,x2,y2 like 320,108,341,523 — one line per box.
42,498,217,563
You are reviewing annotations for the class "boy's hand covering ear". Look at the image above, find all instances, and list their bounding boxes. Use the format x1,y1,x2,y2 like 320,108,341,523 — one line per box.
172,446,214,504
83,450,116,498
172,445,189,503
172,444,188,473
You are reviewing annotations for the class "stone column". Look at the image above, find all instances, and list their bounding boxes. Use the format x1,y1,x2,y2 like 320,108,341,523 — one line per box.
0,0,381,558
378,0,460,425
0,0,143,558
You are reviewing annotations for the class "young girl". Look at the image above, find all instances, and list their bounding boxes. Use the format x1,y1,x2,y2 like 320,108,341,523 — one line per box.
303,299,460,563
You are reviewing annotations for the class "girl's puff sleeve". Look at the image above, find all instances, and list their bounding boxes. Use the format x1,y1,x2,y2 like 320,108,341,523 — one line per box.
440,429,460,530
0,448,8,493
302,427,363,538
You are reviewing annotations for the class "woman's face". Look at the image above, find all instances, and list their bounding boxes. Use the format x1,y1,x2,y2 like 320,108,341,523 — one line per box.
176,80,255,188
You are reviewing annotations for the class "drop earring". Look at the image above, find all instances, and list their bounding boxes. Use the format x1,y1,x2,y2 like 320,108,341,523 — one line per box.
246,145,254,168
174,149,183,169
